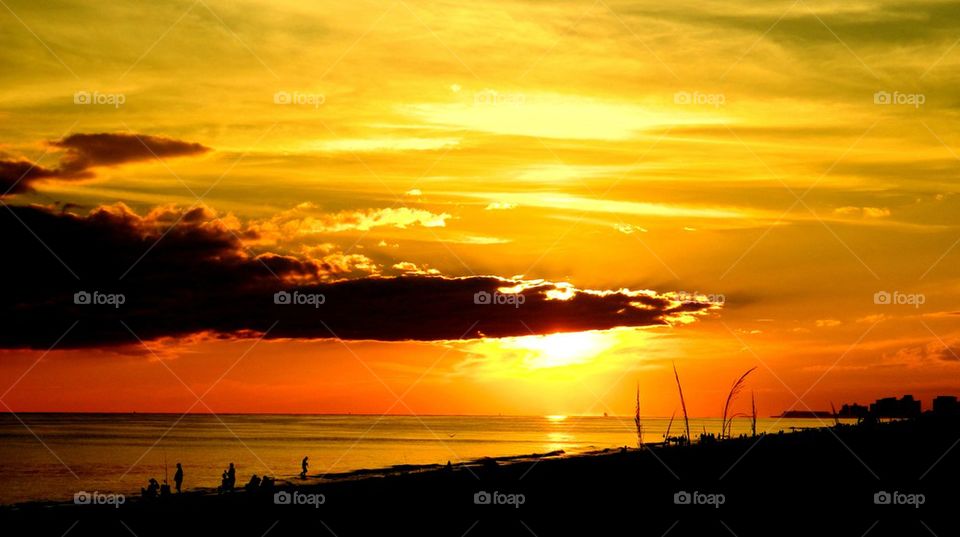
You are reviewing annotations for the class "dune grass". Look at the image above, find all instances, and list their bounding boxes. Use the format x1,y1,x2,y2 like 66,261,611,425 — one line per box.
672,363,691,444
722,367,757,439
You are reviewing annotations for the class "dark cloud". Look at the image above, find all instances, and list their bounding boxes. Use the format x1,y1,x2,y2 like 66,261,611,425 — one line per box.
889,337,960,365
0,160,63,195
0,204,719,350
0,133,210,196
930,340,960,362
50,133,210,174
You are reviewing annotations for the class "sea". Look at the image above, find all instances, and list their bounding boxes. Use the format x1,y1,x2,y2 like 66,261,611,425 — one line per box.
0,413,842,505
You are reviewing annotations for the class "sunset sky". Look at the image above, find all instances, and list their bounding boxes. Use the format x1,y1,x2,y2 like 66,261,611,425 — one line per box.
1,0,959,418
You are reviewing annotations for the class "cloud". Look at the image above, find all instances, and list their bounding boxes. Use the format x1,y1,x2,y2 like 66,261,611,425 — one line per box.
927,338,960,362
392,261,440,275
0,133,210,196
614,223,647,234
0,160,62,195
312,252,381,278
631,2,960,47
458,191,756,220
888,337,960,366
438,234,511,245
1,203,720,349
246,202,452,241
833,206,891,218
51,133,210,173
308,137,459,152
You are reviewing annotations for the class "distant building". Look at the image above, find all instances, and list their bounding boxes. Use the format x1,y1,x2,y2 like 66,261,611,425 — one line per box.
869,395,921,418
796,395,958,422
838,403,868,419
933,396,959,416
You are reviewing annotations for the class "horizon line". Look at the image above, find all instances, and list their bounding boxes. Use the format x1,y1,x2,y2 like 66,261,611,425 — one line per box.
0,411,807,419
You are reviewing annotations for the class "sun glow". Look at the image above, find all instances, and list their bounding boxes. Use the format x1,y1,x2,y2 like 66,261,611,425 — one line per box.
516,331,614,369
453,328,648,381
409,94,728,140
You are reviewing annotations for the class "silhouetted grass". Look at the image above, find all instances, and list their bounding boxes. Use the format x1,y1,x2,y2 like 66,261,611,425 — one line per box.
672,363,691,444
633,384,643,449
721,367,756,439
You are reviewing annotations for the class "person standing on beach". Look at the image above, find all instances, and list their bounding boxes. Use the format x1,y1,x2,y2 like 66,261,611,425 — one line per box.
227,463,236,491
300,456,309,479
174,463,183,493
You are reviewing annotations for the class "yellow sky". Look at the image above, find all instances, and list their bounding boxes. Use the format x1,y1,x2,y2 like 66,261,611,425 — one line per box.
1,0,959,416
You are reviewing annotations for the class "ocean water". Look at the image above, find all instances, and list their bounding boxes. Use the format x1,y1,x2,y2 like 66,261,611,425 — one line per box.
0,413,840,505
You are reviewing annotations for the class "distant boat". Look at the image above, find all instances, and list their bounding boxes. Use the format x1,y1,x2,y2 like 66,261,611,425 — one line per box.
603,412,608,417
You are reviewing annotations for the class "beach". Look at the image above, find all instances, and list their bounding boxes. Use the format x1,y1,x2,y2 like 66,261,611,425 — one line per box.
3,416,957,536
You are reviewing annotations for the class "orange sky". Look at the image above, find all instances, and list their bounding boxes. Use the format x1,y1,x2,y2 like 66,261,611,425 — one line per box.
1,0,959,417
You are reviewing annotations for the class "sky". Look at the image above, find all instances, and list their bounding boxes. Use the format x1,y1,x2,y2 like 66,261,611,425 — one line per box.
1,0,959,418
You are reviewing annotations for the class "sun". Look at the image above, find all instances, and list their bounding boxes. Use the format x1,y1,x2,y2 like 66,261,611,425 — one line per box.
516,331,614,369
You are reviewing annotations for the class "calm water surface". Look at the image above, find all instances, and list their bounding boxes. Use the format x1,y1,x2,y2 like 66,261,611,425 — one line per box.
0,413,841,504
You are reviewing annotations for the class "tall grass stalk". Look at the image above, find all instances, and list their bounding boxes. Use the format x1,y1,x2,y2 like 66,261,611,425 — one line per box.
634,384,643,449
664,409,677,444
673,363,691,444
722,367,757,439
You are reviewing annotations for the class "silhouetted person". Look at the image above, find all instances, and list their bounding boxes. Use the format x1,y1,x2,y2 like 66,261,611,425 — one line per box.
226,463,236,491
300,456,309,479
174,463,183,493
218,470,229,494
260,475,275,495
245,474,262,493
142,478,160,499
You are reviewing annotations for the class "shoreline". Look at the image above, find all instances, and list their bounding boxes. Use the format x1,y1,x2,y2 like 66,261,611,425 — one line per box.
4,417,959,535
1,448,578,510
